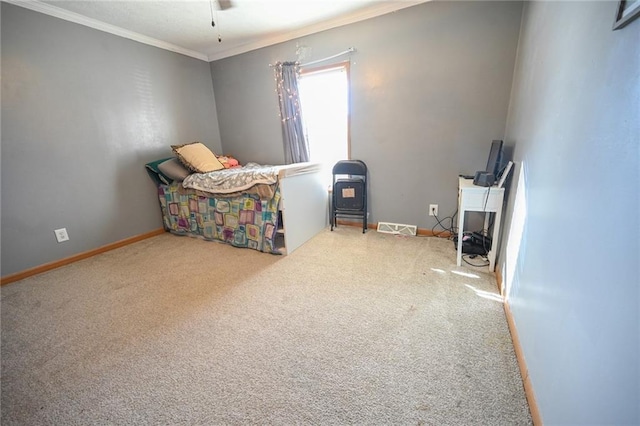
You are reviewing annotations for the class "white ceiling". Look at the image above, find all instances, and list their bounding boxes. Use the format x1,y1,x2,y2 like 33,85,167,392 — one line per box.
7,0,428,61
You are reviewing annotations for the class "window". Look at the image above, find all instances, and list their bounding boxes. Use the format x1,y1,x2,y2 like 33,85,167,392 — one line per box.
298,63,350,181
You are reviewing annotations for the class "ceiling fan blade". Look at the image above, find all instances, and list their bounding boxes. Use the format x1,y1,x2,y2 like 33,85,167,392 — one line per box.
216,0,233,10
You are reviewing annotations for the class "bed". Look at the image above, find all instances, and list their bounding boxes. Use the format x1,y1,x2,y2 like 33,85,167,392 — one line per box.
146,155,328,255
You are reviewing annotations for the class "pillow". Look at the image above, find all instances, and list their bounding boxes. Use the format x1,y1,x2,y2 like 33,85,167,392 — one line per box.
158,157,191,181
171,142,225,173
217,155,241,169
145,157,174,185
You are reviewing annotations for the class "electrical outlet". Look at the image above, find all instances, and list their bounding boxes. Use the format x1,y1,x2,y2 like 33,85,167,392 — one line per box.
54,228,69,243
429,204,438,217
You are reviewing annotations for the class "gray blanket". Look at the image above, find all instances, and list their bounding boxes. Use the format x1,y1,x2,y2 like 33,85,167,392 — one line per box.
182,162,280,194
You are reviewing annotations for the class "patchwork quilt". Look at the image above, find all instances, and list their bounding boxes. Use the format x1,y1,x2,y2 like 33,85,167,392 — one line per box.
158,182,281,253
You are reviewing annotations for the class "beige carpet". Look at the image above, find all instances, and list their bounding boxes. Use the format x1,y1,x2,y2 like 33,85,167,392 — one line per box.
1,227,531,425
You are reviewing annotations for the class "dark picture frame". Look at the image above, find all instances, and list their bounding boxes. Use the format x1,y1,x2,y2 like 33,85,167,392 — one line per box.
613,0,640,30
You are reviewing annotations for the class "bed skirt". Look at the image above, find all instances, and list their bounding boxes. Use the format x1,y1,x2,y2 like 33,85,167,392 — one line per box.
158,182,281,254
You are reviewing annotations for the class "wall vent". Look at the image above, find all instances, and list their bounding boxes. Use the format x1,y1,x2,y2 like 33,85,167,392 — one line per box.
376,222,417,236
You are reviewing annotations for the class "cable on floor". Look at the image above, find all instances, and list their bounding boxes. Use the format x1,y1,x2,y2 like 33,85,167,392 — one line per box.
462,254,490,267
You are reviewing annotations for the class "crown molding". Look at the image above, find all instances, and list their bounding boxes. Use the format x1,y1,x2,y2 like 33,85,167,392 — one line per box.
206,1,429,61
4,0,429,63
3,0,209,61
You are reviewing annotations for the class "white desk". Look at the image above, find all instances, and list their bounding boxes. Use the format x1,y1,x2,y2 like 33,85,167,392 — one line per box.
457,177,505,270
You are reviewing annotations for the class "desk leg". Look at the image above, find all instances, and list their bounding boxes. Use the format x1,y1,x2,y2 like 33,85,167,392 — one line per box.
457,208,465,267
488,207,502,271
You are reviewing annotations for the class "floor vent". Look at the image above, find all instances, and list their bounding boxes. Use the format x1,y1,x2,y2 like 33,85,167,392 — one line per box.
376,222,417,236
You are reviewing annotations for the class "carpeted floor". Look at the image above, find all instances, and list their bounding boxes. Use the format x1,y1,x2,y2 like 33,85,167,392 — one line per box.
1,227,532,425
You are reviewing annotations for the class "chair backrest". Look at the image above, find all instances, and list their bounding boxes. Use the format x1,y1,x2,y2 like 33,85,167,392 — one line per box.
332,160,367,177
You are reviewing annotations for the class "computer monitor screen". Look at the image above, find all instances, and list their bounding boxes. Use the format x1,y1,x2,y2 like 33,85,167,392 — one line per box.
485,140,504,177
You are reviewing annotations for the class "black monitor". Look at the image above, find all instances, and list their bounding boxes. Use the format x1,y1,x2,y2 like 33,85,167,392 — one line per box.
485,140,504,177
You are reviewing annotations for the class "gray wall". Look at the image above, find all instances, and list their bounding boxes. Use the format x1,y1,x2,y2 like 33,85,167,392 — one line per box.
498,1,639,424
211,1,522,229
1,3,221,276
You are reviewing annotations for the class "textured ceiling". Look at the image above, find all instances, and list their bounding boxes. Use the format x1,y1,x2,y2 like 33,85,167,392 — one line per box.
11,0,428,61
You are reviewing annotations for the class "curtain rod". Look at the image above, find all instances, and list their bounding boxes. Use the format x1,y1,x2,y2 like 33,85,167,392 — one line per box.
269,47,356,67
300,47,356,67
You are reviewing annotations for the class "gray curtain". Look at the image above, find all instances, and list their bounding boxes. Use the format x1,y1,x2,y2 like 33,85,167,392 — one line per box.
274,62,309,164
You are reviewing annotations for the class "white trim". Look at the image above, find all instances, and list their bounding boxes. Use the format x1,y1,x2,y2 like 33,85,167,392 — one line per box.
207,1,429,61
3,0,209,61
4,0,429,63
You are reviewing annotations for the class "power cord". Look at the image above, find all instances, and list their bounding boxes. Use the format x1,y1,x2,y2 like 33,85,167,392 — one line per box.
483,186,491,211
462,253,490,267
423,191,492,268
431,211,457,238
